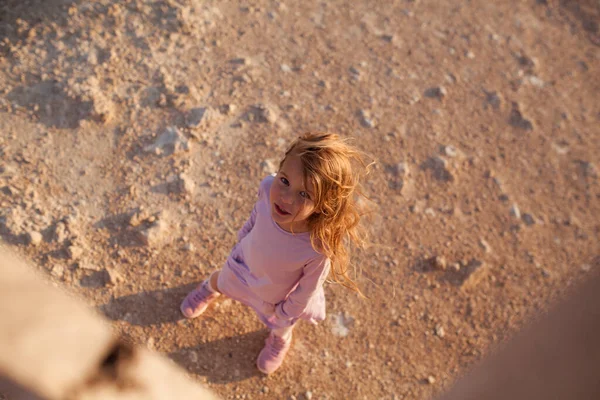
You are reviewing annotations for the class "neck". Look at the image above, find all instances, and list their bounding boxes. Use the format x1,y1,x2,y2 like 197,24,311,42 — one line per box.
277,220,310,233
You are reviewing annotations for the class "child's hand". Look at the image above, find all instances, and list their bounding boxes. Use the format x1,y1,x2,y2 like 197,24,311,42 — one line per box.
260,301,276,316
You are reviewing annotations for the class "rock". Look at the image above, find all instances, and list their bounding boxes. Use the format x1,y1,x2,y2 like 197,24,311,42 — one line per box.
424,208,436,216
90,91,115,124
427,376,436,384
68,245,84,260
484,90,502,110
465,50,475,59
576,160,598,178
358,109,376,128
184,243,195,252
169,173,195,195
380,34,395,42
261,159,278,174
349,66,361,80
331,313,353,337
146,337,156,350
461,260,489,290
53,222,68,243
2,207,27,236
251,103,278,123
144,127,191,156
408,91,421,105
422,156,454,182
105,267,123,285
510,204,521,219
434,325,445,338
509,103,534,130
479,238,492,253
387,162,408,191
443,145,458,158
432,256,447,270
78,261,101,271
581,264,591,272
394,162,409,177
141,219,168,246
280,64,292,72
220,104,236,115
27,231,43,246
424,86,447,99
51,265,65,278
229,57,249,65
186,107,206,128
450,262,460,272
528,76,545,88
186,107,220,130
305,391,313,400
129,209,151,227
522,213,535,226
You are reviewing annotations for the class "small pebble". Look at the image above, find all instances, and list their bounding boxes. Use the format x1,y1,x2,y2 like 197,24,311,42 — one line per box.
479,239,492,253
435,325,445,338
27,231,43,246
433,256,447,270
510,204,521,219
427,375,436,384
581,264,591,272
443,145,458,157
522,213,535,226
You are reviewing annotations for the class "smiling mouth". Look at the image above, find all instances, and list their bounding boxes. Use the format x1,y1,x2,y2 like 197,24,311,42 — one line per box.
274,203,290,216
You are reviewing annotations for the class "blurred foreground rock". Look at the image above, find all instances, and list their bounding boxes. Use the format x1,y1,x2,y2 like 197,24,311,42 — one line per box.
0,245,219,400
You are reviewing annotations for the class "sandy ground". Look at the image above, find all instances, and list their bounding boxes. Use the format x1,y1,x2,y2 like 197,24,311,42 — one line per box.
0,0,598,399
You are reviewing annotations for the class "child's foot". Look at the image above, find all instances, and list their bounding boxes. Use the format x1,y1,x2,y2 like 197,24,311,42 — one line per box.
256,332,292,374
180,280,220,319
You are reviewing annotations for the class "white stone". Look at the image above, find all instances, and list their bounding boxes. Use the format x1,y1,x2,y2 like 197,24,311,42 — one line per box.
27,231,43,246
144,127,190,156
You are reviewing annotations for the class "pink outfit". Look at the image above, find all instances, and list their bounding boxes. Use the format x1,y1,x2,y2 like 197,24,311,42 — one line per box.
217,175,330,330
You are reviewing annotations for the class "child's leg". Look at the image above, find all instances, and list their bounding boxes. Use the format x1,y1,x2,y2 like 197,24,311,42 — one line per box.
180,270,221,319
257,324,295,374
209,270,221,293
271,324,294,340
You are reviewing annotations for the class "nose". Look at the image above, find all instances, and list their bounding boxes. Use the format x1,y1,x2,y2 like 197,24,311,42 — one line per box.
280,190,294,205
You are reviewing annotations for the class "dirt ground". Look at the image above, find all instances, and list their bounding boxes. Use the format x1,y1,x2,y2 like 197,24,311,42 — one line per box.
0,0,598,399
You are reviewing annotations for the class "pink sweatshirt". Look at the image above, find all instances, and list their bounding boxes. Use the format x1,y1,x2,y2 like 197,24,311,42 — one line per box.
217,175,330,329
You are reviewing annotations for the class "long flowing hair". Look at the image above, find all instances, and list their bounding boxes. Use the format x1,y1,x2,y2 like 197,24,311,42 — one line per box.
280,132,373,295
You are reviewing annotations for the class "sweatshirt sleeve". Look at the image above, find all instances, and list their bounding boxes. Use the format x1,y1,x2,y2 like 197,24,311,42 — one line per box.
275,256,330,321
237,204,257,242
237,175,272,242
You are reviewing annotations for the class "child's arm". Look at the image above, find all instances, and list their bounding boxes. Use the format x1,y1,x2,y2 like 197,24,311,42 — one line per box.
237,204,257,242
237,176,271,242
274,257,330,321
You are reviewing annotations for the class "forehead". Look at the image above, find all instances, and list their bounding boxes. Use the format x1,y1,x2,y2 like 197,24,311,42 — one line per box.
281,155,315,191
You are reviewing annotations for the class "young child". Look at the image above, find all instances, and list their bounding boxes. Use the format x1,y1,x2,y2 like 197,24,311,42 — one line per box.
180,132,371,374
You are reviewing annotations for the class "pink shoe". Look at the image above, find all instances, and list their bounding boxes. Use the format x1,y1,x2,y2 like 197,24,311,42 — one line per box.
180,280,220,319
256,332,292,374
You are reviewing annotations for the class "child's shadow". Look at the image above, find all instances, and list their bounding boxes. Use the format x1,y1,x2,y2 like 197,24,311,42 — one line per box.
170,330,268,383
98,286,268,383
98,284,197,326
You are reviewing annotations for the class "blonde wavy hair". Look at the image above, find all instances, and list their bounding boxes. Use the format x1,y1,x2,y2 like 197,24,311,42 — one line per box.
279,132,373,295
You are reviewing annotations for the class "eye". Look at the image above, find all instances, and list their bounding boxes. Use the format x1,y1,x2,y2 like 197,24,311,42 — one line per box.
300,191,310,200
280,177,289,186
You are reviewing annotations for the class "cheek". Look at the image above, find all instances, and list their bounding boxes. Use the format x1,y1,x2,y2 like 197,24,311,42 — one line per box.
269,184,278,201
301,204,315,217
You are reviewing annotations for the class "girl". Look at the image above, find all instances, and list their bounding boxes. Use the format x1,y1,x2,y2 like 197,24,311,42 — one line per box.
180,132,371,374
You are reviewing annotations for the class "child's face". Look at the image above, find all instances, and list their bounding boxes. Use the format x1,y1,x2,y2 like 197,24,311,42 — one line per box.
270,154,316,233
